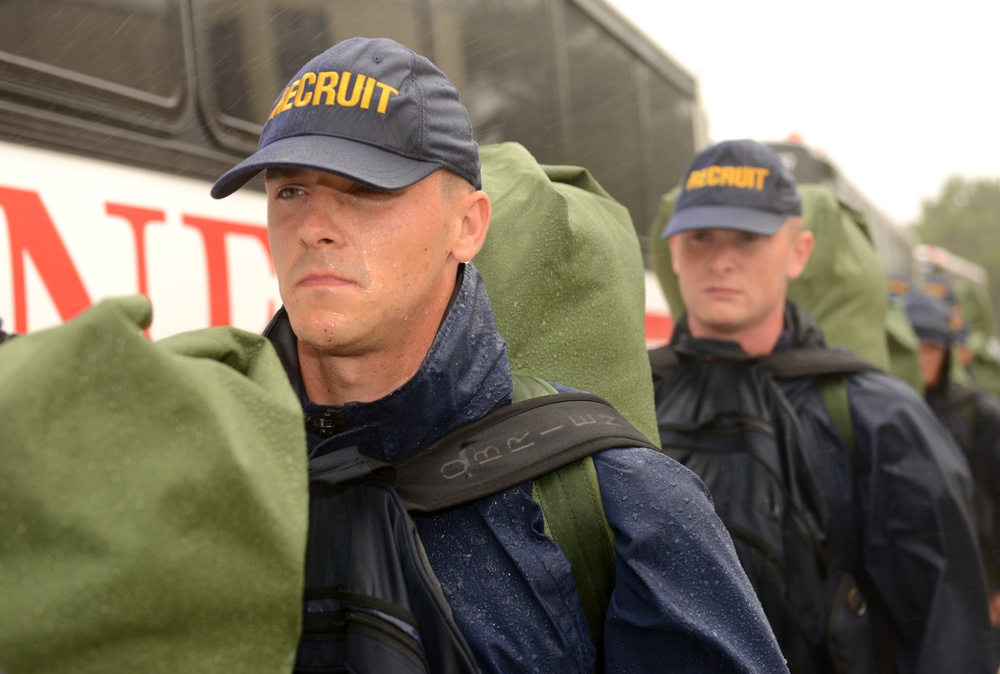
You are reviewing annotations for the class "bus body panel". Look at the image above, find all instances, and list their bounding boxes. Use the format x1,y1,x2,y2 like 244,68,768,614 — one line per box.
0,141,276,340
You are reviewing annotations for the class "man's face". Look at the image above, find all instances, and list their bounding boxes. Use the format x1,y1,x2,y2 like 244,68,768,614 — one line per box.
265,168,468,357
669,220,812,340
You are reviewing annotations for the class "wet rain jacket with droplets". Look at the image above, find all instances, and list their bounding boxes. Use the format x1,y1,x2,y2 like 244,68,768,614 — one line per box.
765,303,992,673
264,263,789,674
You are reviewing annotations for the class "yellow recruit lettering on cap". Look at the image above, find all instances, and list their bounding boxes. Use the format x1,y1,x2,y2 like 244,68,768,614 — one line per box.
270,79,299,118
313,72,339,106
685,165,771,192
268,71,400,121
293,72,317,106
360,76,378,109
336,73,365,106
923,282,949,299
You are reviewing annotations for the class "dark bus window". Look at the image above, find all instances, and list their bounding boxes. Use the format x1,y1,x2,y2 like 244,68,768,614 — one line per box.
429,0,563,165
642,67,697,237
560,0,644,236
194,0,429,151
272,8,334,82
190,0,699,241
204,6,332,129
0,0,184,124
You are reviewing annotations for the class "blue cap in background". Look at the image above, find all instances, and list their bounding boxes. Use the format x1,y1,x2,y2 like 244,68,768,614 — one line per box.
664,139,802,238
904,289,955,348
919,274,969,345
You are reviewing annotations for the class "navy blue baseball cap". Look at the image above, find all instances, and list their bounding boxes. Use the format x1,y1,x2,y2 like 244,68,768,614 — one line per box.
904,290,954,348
663,139,802,238
919,274,969,344
211,37,481,198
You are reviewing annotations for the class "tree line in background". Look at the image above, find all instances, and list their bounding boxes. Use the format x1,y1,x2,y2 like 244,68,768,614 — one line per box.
913,176,1000,329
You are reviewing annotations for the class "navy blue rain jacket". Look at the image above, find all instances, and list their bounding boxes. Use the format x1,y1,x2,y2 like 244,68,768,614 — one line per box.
926,369,1000,593
265,263,788,673
769,302,993,673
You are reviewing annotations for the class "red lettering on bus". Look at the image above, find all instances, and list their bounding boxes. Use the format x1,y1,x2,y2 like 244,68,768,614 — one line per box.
105,203,165,301
182,215,272,327
0,186,91,333
644,313,675,346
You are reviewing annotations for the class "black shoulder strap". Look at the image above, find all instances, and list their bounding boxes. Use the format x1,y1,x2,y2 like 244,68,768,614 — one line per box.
380,393,659,513
650,344,881,381
758,347,882,379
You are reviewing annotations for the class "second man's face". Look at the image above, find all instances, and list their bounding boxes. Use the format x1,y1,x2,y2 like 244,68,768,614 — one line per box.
669,221,811,341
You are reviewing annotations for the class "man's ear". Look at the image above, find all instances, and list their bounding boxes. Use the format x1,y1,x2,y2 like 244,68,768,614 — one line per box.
667,235,680,275
451,190,491,263
786,226,814,281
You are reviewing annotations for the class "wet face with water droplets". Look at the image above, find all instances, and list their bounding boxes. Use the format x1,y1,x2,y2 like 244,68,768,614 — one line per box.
265,167,469,358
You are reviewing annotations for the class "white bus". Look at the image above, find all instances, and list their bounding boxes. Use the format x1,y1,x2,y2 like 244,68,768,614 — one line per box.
0,0,703,344
765,137,919,281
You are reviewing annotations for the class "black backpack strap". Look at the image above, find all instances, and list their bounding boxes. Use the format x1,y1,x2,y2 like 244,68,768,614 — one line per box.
382,393,659,513
653,344,882,381
759,347,882,379
371,384,657,668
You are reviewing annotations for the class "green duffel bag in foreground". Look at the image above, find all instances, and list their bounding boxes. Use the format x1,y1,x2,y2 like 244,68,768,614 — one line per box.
0,296,308,674
478,142,659,446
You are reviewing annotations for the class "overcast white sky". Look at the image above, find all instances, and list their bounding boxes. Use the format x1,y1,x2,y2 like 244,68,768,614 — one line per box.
604,0,1000,225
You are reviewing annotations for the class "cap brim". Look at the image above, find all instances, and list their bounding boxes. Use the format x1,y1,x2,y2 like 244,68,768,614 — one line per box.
211,135,442,199
663,204,789,239
914,330,951,348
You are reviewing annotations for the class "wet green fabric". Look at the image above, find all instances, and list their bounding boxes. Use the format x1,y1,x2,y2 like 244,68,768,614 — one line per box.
649,183,892,371
0,296,307,674
953,276,996,341
967,343,1000,397
952,277,1000,397
478,142,659,446
886,295,925,394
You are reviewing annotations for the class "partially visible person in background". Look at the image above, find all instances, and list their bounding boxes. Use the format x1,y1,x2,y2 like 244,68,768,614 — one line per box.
904,286,1000,630
920,272,976,371
652,138,994,673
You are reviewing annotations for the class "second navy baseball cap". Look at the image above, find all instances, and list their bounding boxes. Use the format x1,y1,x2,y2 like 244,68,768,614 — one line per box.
663,139,802,238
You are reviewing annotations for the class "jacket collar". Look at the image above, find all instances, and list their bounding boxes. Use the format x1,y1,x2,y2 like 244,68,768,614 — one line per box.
263,263,512,463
